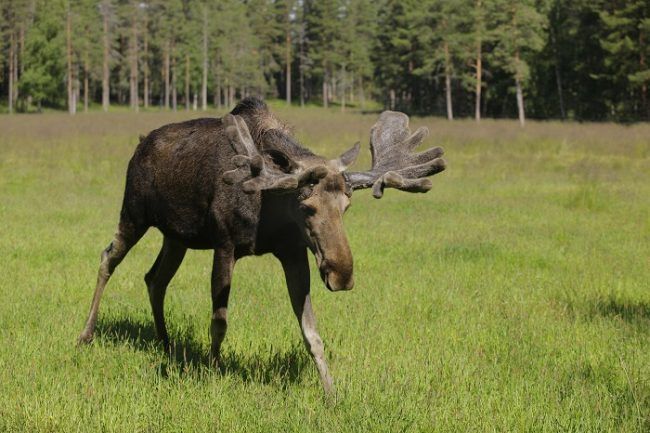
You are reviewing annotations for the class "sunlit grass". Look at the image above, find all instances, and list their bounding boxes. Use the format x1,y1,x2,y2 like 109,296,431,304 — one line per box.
0,108,649,432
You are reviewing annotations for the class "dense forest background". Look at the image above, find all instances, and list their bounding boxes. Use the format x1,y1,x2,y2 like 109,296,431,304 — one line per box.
1,0,648,122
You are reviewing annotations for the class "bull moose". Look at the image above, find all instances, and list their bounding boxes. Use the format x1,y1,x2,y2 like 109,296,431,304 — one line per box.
77,98,446,393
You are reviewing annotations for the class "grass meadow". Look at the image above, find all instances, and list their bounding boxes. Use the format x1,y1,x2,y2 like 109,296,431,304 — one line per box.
0,107,649,432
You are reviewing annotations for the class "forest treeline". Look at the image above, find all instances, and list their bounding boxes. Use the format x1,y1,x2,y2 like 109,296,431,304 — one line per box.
1,0,648,122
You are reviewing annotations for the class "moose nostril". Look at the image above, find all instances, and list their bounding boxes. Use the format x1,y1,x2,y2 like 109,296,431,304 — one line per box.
319,259,331,274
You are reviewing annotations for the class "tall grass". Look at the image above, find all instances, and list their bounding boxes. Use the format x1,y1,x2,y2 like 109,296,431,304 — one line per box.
0,108,648,432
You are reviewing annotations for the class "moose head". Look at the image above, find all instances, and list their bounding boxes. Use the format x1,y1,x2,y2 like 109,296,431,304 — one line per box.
221,111,446,292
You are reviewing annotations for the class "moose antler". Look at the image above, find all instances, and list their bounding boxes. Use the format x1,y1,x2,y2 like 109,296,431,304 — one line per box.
222,114,328,193
344,111,446,198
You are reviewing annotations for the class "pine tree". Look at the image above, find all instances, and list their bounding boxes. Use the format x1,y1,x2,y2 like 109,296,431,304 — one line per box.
18,0,66,110
601,1,650,120
246,0,282,98
212,0,265,105
375,0,418,110
123,0,142,112
195,0,210,110
150,0,183,110
75,0,101,113
342,0,377,110
4,0,34,112
469,0,486,121
140,0,151,109
414,0,464,120
492,0,547,126
98,0,115,112
305,0,342,108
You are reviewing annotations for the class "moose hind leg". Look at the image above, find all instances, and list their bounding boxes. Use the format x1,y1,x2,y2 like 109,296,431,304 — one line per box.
278,248,334,394
77,222,145,345
144,237,187,350
210,248,234,368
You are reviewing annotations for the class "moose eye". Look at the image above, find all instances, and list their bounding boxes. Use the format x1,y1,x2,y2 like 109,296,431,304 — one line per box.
297,186,314,201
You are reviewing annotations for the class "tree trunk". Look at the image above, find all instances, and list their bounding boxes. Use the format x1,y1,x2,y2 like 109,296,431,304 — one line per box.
299,19,305,108
360,75,365,110
515,50,525,127
143,14,149,109
201,5,208,111
66,6,75,115
16,25,22,104
445,72,453,121
322,71,328,108
102,2,110,112
185,54,190,111
222,80,227,107
474,0,482,122
475,41,481,122
13,40,18,109
286,12,291,105
164,42,170,109
19,23,25,76
640,29,647,119
444,41,453,120
130,5,139,113
84,62,89,113
550,16,565,120
8,31,14,114
554,61,565,120
515,77,525,127
340,65,345,112
389,89,396,110
171,54,177,111
216,70,222,109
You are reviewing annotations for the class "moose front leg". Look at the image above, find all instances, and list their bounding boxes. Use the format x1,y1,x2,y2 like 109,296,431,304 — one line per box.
210,248,234,368
278,248,334,395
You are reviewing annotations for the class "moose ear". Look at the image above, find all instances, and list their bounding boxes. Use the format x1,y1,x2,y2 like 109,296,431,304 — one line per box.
264,149,298,174
332,142,360,172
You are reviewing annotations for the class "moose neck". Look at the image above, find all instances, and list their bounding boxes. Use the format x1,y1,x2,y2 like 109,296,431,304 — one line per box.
254,192,304,256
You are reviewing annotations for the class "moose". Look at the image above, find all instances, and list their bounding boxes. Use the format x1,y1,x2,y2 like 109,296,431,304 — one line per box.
77,98,446,393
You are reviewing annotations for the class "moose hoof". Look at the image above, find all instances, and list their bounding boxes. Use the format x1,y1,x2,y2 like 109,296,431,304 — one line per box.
77,331,94,346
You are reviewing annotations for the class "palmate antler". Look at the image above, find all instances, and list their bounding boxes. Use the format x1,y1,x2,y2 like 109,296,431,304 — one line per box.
344,111,446,198
222,114,328,193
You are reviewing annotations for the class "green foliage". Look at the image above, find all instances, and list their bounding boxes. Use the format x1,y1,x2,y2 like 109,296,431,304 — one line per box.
1,0,649,120
599,0,650,119
374,0,419,106
18,0,66,108
75,0,102,71
215,0,266,93
412,0,465,79
305,0,341,78
491,0,547,84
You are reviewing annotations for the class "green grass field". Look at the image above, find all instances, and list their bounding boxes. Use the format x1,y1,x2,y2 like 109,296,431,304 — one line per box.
0,108,649,432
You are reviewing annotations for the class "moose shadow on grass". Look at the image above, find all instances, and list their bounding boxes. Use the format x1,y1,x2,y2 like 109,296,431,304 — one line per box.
95,316,310,386
591,297,650,325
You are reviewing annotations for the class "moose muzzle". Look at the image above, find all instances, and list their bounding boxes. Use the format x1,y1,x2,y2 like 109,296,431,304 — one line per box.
319,258,354,291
